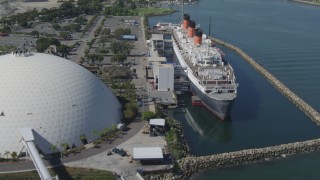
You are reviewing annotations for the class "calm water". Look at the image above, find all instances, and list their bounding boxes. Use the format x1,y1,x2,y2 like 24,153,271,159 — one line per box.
149,0,320,179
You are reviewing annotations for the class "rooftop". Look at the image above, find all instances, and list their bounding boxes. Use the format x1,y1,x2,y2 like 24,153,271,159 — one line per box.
149,119,165,127
133,147,163,160
151,34,164,41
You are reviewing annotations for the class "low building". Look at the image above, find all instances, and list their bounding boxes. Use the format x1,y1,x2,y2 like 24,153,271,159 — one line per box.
150,34,164,56
149,118,166,136
122,35,137,41
156,64,174,91
133,147,163,164
149,118,165,128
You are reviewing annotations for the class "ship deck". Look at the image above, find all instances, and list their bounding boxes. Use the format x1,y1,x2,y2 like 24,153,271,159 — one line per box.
178,43,236,91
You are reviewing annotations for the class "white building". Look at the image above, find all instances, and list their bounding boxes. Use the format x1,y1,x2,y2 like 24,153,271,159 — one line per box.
0,53,122,155
156,64,174,91
150,34,164,56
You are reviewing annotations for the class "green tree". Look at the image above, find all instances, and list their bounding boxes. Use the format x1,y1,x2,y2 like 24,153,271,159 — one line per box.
20,20,29,28
99,35,108,47
60,1,74,9
111,52,126,64
36,37,61,52
0,25,11,33
142,111,156,121
10,151,17,159
101,28,111,36
52,23,61,30
30,30,40,38
92,130,105,138
49,145,57,153
60,143,70,150
124,28,131,35
113,28,125,39
124,109,135,119
110,41,133,54
64,23,81,32
59,31,71,39
74,16,88,25
57,44,70,58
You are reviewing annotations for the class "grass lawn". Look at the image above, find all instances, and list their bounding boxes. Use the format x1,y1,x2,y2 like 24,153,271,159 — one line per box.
0,167,116,180
133,8,176,16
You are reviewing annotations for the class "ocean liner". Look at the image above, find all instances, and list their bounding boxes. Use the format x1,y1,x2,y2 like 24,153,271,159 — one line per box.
157,14,238,120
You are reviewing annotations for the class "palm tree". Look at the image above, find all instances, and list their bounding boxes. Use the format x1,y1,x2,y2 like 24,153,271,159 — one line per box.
49,145,57,153
3,151,10,159
11,151,17,159
92,130,105,139
60,143,70,151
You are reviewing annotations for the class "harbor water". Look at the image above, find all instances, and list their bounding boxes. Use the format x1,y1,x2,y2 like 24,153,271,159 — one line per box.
149,0,320,179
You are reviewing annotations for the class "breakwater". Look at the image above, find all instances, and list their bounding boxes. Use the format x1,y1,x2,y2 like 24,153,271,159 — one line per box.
179,138,320,179
210,37,320,125
290,0,320,6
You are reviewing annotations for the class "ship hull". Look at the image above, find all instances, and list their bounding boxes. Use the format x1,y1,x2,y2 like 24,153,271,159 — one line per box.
173,38,234,120
189,80,234,120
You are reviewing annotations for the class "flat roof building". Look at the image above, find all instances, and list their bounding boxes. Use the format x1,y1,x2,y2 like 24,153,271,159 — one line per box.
149,119,166,127
133,147,163,163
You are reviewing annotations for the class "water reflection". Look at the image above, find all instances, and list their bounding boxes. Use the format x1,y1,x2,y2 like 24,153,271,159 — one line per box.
172,95,232,143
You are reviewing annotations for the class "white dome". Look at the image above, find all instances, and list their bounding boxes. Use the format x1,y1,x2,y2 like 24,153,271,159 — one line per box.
0,53,122,154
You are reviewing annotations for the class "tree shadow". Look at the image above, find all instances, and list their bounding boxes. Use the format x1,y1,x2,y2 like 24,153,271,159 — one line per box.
47,156,73,180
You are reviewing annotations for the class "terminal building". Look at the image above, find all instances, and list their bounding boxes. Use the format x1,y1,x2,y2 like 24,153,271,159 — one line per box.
0,52,122,156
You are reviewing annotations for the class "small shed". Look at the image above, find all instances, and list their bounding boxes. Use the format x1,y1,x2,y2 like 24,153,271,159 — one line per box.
133,147,163,164
149,118,165,127
149,119,165,136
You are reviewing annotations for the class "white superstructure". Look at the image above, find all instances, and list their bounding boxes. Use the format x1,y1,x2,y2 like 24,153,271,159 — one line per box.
159,13,238,119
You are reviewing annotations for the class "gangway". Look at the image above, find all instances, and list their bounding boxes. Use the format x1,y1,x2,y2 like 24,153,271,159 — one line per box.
20,128,58,180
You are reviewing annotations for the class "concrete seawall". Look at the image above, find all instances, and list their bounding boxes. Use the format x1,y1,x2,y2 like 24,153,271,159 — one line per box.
209,37,320,125
179,138,320,179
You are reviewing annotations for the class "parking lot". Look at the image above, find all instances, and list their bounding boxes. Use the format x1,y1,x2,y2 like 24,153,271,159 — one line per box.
65,124,169,178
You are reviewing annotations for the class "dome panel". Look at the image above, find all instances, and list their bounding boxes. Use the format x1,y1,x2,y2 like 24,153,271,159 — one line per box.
0,53,122,154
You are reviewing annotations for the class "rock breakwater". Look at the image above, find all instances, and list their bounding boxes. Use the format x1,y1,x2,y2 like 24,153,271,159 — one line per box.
179,138,320,179
210,37,320,125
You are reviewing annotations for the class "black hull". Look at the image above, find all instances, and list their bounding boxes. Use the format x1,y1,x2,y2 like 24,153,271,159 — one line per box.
190,81,234,120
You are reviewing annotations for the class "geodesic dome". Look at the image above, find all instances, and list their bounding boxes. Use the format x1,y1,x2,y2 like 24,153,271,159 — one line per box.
0,53,121,155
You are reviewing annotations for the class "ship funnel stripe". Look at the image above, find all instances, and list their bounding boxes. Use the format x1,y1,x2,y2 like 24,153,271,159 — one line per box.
188,20,196,28
194,28,203,45
195,28,203,37
188,21,196,37
183,14,190,21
